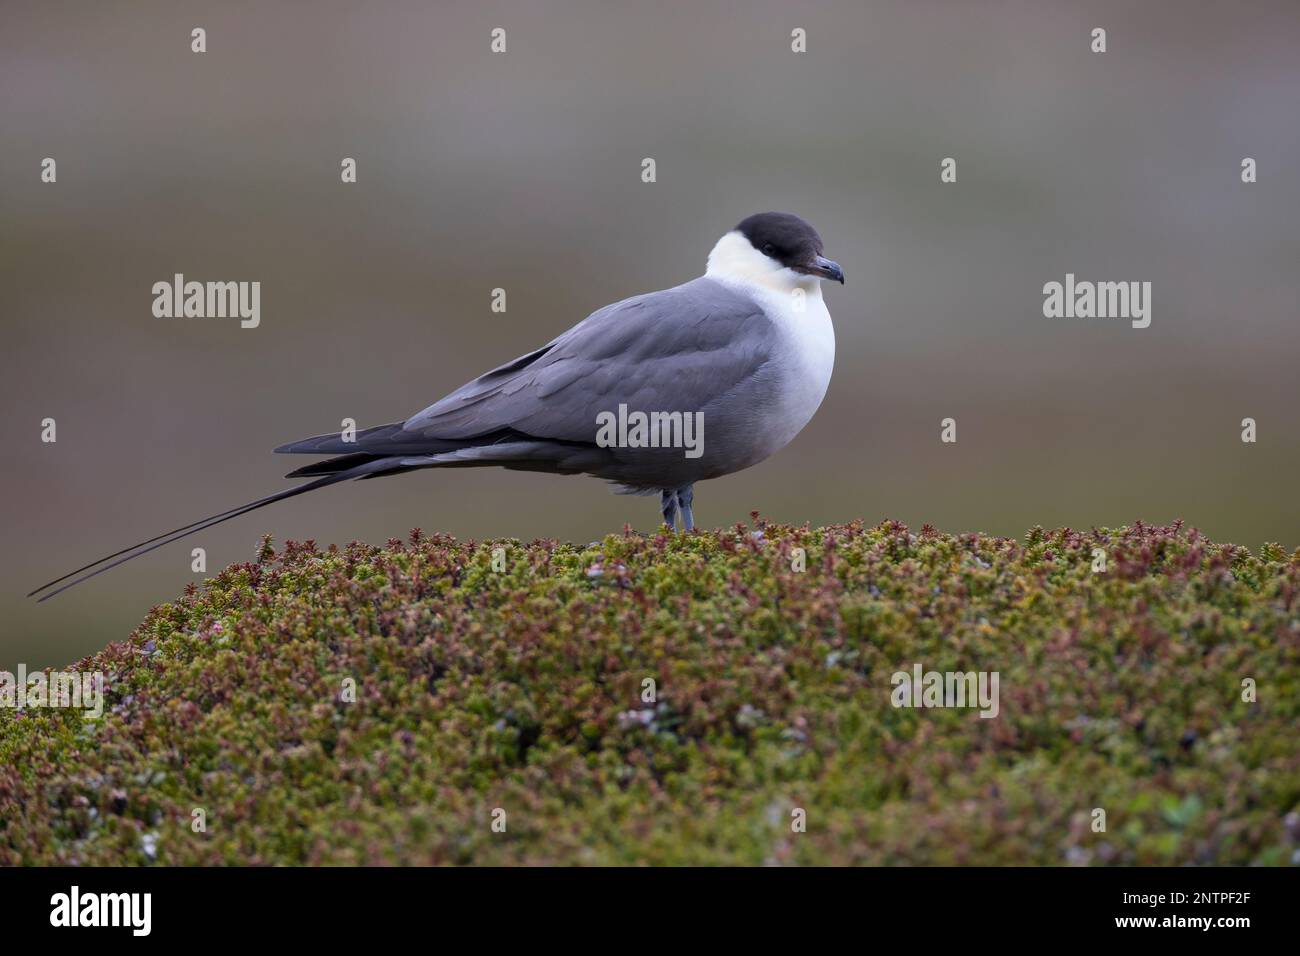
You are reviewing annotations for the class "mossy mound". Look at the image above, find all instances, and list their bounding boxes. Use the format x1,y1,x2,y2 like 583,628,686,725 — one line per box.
3,520,1297,865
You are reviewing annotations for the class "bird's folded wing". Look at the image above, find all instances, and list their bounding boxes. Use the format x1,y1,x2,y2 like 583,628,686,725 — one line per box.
400,277,773,443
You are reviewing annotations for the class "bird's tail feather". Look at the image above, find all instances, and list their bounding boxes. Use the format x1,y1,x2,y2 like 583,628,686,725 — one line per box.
27,463,385,602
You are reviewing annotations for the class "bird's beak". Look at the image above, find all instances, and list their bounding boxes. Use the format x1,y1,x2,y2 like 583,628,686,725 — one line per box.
801,255,845,284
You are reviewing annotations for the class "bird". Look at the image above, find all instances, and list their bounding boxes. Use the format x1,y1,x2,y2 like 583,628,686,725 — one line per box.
29,212,843,601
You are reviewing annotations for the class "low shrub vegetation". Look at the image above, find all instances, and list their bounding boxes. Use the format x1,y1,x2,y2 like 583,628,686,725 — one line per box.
2,519,1297,865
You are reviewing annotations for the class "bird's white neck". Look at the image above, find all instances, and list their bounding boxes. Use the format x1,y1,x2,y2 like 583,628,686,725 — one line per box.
705,230,824,299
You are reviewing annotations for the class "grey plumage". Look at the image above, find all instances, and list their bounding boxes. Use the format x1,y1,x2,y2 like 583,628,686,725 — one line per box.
30,212,841,600
276,277,774,490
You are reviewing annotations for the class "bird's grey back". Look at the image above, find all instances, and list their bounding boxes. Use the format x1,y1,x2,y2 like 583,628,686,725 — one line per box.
401,276,776,446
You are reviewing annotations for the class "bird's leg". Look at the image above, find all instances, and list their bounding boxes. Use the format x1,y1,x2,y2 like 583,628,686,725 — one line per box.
660,488,680,530
676,484,695,531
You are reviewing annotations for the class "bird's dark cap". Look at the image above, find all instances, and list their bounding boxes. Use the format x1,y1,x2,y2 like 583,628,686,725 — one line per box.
734,212,825,268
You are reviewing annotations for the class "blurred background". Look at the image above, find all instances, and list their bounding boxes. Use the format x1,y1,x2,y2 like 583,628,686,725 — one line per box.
3,1,1297,668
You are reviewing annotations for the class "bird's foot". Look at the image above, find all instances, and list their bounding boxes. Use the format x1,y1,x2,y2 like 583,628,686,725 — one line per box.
660,488,680,530
676,484,695,532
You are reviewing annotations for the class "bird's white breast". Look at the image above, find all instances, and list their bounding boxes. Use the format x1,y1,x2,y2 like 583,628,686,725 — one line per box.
705,231,836,455
750,282,836,450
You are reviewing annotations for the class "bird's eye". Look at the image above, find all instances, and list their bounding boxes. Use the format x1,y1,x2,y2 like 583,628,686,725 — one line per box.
762,243,775,256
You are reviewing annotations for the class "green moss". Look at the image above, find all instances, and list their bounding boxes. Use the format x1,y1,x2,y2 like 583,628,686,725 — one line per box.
3,520,1297,865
